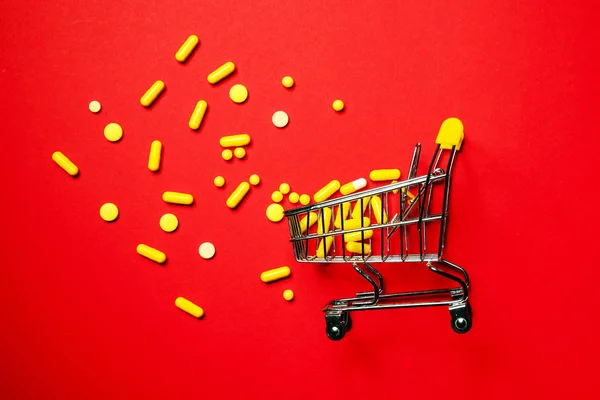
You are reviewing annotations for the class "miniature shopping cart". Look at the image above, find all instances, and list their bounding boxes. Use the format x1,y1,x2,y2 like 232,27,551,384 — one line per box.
283,118,471,340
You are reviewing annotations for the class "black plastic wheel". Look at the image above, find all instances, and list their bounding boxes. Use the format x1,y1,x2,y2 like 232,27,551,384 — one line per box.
325,311,350,341
326,321,346,340
450,305,472,334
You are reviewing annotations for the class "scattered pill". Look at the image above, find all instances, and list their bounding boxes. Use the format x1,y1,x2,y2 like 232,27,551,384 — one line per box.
369,169,401,181
282,76,294,88
283,289,294,301
351,196,371,220
140,80,165,107
340,178,367,195
370,196,388,224
346,242,371,254
266,203,285,222
88,100,101,113
136,244,166,264
344,229,374,243
271,191,283,203
299,212,318,233
208,61,235,84
175,34,199,63
189,100,208,130
214,176,225,187
163,191,194,205
104,123,123,142
289,192,299,204
222,149,233,161
226,182,250,209
220,134,251,148
299,194,310,205
272,111,289,128
234,147,246,159
99,203,119,222
175,297,204,318
148,140,162,172
279,183,290,194
160,213,179,232
198,242,216,259
261,266,291,283
334,202,351,229
314,180,340,203
249,174,260,186
52,151,79,176
332,99,344,112
229,84,248,103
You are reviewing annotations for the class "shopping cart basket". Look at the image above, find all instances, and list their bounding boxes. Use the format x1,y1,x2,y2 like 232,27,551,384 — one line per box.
283,118,471,340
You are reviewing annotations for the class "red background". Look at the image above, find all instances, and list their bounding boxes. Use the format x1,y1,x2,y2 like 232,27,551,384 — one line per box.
1,0,599,398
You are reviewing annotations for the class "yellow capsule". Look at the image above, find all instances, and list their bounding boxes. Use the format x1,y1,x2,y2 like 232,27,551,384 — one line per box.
136,244,166,264
162,191,194,205
333,202,351,229
140,80,165,107
346,242,371,254
340,217,371,230
226,182,250,209
344,229,373,243
351,196,371,220
314,180,340,203
219,134,251,148
436,117,464,151
370,196,388,224
207,61,236,84
299,212,318,233
261,266,291,283
175,35,199,63
148,140,162,172
189,100,207,130
318,208,333,234
175,297,204,318
317,237,333,258
52,151,79,176
340,178,367,195
369,169,401,181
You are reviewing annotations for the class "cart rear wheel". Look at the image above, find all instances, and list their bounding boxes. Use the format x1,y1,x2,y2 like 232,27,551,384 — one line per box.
325,311,350,341
450,304,472,334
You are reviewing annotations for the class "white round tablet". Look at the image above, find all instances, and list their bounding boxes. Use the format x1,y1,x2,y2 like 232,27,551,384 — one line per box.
272,111,289,128
89,100,101,113
198,242,216,259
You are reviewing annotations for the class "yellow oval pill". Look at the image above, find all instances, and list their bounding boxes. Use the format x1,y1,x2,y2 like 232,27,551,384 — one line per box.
148,140,162,172
189,100,207,130
340,178,367,195
226,182,250,209
104,123,123,142
88,100,101,113
289,192,299,204
136,244,166,264
207,61,235,84
220,134,250,148
214,176,225,187
344,229,374,243
333,202,351,229
346,242,371,254
332,99,344,112
234,147,246,159
140,80,165,107
271,191,283,203
175,297,204,318
318,208,332,234
340,217,371,230
370,196,388,224
229,84,248,103
314,180,340,203
283,289,294,301
282,76,294,88
160,213,178,232
369,169,401,181
279,183,290,195
162,191,194,205
249,174,260,186
198,242,216,259
52,151,79,176
222,149,233,161
99,203,119,222
175,35,199,63
317,236,333,258
266,203,285,222
299,194,310,205
299,212,318,233
261,266,290,283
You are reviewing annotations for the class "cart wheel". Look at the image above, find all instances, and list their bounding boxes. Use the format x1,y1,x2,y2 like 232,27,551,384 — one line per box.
450,304,472,334
325,311,350,341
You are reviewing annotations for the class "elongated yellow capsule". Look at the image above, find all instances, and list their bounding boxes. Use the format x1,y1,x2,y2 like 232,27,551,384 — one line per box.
175,35,199,63
140,80,165,107
175,297,204,318
370,196,388,224
334,202,351,229
344,229,374,243
163,191,194,205
318,208,333,234
340,178,367,195
261,266,291,283
136,244,166,264
219,134,251,148
346,242,371,254
369,169,401,181
351,196,371,220
317,236,333,258
226,182,250,208
52,151,79,176
148,140,162,171
299,212,318,233
339,217,371,230
208,61,236,84
314,180,340,203
189,100,207,130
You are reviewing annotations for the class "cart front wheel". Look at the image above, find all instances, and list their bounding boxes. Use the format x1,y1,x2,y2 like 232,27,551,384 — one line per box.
325,311,351,341
450,304,472,334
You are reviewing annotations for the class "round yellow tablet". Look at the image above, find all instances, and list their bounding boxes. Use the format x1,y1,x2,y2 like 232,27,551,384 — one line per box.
271,191,283,203
229,84,248,103
222,149,233,161
272,111,289,128
234,147,246,159
283,289,294,301
198,242,216,259
99,203,119,222
279,183,290,195
160,213,179,232
299,194,310,205
282,76,294,88
332,99,345,112
289,192,299,204
89,100,101,113
266,203,285,222
249,174,260,186
214,176,225,187
104,123,123,142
